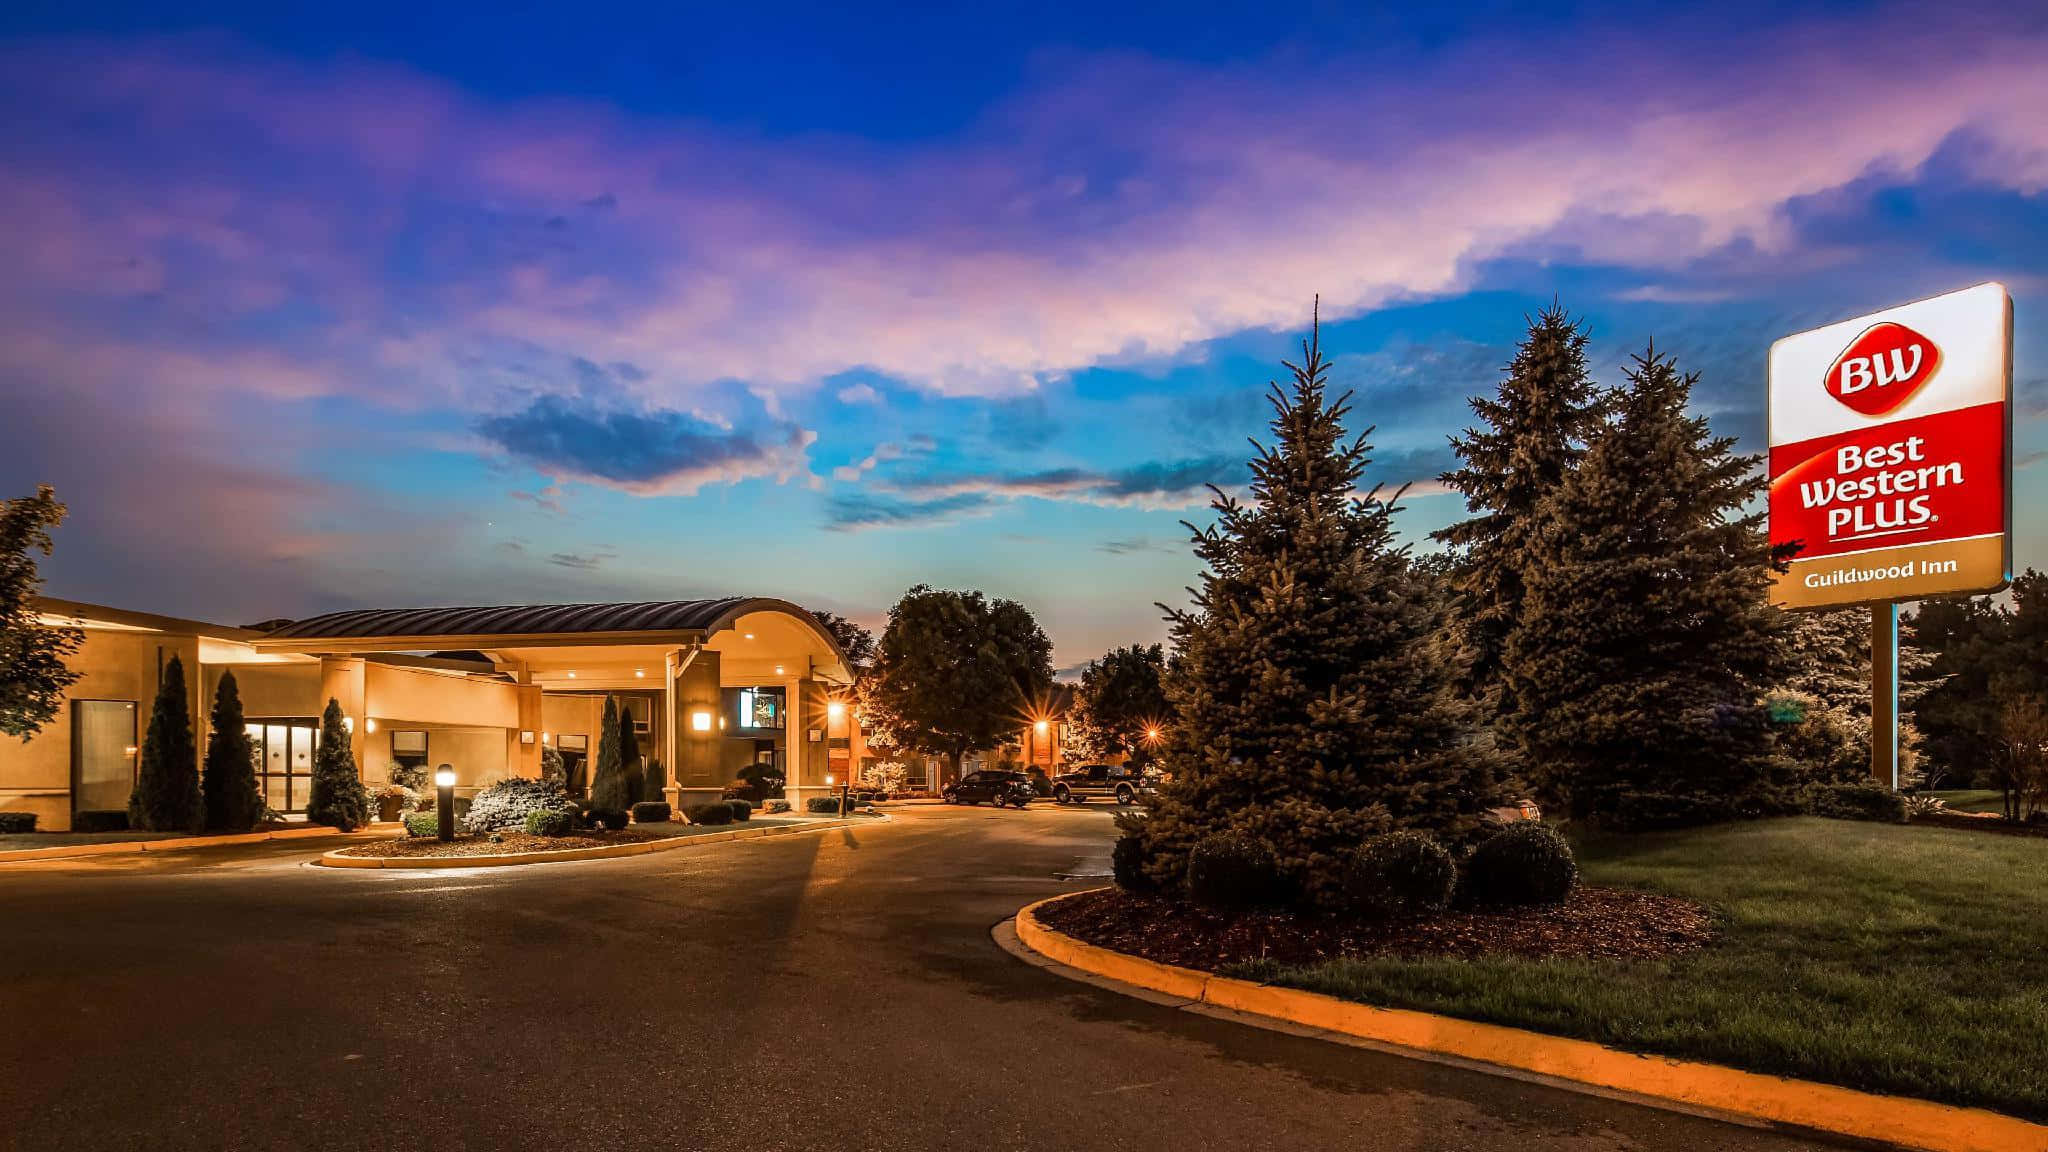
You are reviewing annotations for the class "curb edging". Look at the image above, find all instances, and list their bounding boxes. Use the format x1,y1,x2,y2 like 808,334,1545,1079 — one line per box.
1013,891,2046,1152
315,813,883,869
0,825,372,864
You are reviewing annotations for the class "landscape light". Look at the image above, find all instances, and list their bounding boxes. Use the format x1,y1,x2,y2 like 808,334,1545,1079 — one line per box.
435,768,456,788
434,765,456,842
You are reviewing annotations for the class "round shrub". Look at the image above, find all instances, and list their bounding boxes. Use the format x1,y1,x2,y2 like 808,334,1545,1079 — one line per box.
1111,831,1155,893
685,802,734,826
524,808,576,837
461,777,575,835
0,812,38,834
764,798,792,814
805,796,844,814
401,811,440,839
631,801,672,824
1462,823,1578,907
1186,832,1284,909
589,807,630,831
727,799,753,821
1344,831,1455,918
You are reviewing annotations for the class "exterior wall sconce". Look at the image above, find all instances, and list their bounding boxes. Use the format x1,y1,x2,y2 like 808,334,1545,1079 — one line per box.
691,710,713,732
342,715,355,733
826,700,845,721
365,718,378,734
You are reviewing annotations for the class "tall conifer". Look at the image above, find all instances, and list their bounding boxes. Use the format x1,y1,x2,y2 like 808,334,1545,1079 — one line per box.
590,696,630,810
128,654,201,831
1141,307,1505,906
201,670,263,831
1434,304,1604,711
305,697,370,830
1504,346,1789,827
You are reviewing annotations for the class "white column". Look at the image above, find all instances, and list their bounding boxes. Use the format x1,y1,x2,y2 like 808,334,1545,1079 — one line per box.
663,649,680,806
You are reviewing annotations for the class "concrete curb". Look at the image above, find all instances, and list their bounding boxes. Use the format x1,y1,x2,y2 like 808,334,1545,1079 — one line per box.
1013,891,2047,1152
0,825,373,864
315,813,882,870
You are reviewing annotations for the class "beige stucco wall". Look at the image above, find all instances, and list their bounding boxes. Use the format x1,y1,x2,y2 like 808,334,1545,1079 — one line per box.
0,628,201,832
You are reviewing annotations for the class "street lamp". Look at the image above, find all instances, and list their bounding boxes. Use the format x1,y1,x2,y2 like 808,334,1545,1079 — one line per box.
434,765,456,842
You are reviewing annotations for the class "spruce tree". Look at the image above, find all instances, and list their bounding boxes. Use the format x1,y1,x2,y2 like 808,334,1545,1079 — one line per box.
201,670,263,832
618,708,645,804
645,756,667,802
1141,308,1506,907
1434,304,1604,711
128,654,201,832
590,696,630,810
1503,345,1789,828
304,697,370,830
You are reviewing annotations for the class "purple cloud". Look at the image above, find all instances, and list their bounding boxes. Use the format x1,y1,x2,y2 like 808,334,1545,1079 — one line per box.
475,396,813,495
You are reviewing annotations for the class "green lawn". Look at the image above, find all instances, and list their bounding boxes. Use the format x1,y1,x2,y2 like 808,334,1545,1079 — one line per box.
1231,818,2048,1121
1928,789,2007,814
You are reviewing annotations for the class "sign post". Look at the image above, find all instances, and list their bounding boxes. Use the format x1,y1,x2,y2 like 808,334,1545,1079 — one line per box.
1768,283,2013,787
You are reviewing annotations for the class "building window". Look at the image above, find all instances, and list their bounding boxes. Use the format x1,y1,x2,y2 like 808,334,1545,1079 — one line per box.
390,730,429,770
71,700,137,815
735,688,783,731
558,734,590,797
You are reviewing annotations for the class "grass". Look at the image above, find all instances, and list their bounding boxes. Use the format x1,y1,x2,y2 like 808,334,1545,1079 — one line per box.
1231,818,2048,1121
1928,788,2007,814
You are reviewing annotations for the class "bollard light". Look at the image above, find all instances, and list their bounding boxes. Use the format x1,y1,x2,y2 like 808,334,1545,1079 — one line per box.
434,765,456,842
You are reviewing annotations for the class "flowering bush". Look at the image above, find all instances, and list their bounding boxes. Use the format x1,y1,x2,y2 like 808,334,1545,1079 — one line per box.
461,777,575,834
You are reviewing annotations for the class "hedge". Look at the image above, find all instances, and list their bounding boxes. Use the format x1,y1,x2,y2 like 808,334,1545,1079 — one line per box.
631,801,672,824
0,812,37,834
685,802,733,826
727,799,753,822
73,810,129,834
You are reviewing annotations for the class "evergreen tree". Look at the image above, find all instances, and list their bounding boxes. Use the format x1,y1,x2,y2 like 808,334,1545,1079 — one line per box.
590,696,630,809
304,697,370,830
0,486,83,739
1141,307,1506,907
618,709,645,804
1503,345,1789,828
128,654,202,831
1911,570,2048,788
1772,608,1934,787
201,670,263,832
1434,305,1605,712
645,756,667,802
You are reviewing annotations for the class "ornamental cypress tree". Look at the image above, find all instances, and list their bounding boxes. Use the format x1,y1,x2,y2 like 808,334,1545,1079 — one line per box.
645,756,667,802
618,708,645,804
1433,304,1605,711
1140,307,1507,908
590,695,629,809
304,697,370,830
128,654,201,832
1503,345,1790,828
201,670,263,832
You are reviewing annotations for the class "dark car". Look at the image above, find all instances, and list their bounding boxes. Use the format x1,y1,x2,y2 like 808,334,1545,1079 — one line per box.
942,769,1035,808
1050,763,1154,807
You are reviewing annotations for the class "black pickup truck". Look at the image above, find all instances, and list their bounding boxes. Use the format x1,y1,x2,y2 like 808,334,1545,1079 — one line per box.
1049,764,1154,806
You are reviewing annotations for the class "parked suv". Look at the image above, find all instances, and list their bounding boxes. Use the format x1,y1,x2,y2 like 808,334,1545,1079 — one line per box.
1050,763,1154,807
941,769,1036,808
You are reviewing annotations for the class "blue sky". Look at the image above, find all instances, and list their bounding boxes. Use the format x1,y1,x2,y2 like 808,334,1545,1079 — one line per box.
1,1,2044,668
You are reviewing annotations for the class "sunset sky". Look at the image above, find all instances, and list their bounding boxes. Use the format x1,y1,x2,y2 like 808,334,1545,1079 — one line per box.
2,1,2044,669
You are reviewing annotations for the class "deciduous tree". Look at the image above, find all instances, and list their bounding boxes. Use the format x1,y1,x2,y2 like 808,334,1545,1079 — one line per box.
866,586,1054,782
0,486,82,740
1068,645,1170,767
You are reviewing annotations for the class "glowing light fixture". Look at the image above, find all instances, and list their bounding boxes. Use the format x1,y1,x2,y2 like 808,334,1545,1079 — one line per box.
434,767,457,788
774,665,785,675
1033,719,1049,735
826,700,845,721
365,718,378,734
635,669,646,678
690,710,713,732
744,632,755,640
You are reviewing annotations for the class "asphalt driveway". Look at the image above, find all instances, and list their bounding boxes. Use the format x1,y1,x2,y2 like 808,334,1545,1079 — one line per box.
0,805,1841,1150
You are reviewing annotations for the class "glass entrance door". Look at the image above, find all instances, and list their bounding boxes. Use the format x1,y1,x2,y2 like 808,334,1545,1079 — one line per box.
246,720,320,814
71,700,138,815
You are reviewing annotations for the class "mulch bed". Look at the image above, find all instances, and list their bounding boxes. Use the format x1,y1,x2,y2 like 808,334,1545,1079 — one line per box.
337,828,679,859
1037,886,1715,970
1913,811,2048,838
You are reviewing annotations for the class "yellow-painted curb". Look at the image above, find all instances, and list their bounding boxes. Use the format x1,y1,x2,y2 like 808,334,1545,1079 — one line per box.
0,826,372,864
315,815,875,870
1014,892,2048,1152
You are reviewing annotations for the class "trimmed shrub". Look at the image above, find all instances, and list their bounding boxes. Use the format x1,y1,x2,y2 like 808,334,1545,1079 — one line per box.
727,799,753,822
590,807,630,831
1344,831,1455,918
764,799,791,814
402,811,440,838
1186,832,1284,909
73,810,128,833
1111,831,1154,893
631,801,672,824
805,796,843,814
524,808,576,837
1808,781,1906,823
0,812,37,834
461,777,575,835
1463,823,1578,907
685,802,733,826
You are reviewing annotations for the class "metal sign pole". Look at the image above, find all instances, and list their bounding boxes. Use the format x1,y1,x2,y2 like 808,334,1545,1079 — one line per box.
1871,604,1899,791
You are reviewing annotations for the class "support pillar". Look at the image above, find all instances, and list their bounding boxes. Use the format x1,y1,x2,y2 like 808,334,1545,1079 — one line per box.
674,648,723,806
1872,603,1900,791
318,657,368,780
506,681,543,779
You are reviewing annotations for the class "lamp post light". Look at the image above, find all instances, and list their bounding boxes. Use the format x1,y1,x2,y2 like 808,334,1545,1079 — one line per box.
434,765,456,842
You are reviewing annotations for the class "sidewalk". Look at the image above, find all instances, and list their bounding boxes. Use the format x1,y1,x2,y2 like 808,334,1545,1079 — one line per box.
0,824,378,864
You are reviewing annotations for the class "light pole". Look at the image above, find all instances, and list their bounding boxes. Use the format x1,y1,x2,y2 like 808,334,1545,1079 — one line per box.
434,764,456,842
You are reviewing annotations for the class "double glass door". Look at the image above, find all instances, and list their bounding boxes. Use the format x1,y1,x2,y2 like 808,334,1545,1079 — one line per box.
245,721,320,815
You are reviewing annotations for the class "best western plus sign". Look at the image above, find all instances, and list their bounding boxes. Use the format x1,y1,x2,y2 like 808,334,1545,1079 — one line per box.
1768,283,2012,610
